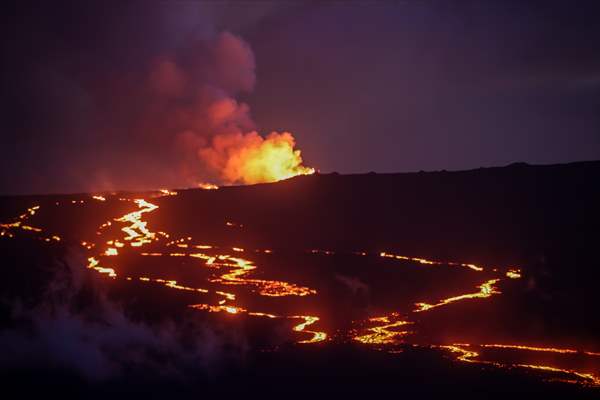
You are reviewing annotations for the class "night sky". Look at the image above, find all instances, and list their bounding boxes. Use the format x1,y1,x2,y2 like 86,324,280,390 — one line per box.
1,1,599,194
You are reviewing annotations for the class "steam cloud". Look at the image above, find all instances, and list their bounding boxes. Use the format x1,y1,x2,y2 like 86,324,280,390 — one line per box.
165,32,311,185
0,245,245,381
1,2,310,194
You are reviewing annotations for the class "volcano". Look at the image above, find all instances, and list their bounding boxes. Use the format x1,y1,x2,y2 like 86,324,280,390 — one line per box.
1,160,599,398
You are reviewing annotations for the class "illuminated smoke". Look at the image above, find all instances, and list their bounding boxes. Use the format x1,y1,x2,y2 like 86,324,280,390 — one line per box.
2,3,313,194
156,31,313,186
0,247,244,380
199,131,314,184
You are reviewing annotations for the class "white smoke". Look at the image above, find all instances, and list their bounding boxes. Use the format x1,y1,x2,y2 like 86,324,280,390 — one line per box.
0,248,246,380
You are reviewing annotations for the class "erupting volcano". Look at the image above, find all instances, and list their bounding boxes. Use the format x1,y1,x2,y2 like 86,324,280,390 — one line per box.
199,131,315,185
2,1,599,398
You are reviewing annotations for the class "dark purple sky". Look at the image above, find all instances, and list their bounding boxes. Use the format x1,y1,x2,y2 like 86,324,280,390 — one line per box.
1,1,599,194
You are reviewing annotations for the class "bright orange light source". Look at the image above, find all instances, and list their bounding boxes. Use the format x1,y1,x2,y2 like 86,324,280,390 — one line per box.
200,131,315,184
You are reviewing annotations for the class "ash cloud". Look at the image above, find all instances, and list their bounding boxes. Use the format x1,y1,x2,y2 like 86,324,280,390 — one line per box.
0,1,299,194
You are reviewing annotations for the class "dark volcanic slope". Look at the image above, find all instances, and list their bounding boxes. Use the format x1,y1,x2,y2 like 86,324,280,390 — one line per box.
155,160,600,268
150,160,600,344
1,161,600,396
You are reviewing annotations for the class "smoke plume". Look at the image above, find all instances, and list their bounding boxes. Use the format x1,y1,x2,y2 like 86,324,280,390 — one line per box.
0,242,245,381
0,2,312,194
199,131,314,184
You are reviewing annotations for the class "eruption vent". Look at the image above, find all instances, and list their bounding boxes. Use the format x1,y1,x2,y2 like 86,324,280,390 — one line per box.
5,11,317,193
170,32,315,188
199,131,314,185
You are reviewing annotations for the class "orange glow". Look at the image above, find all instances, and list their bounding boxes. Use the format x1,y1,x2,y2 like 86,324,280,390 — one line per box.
199,131,315,184
208,255,316,297
99,221,112,229
137,276,210,294
506,269,522,279
86,257,116,278
0,221,42,233
440,343,600,386
414,279,500,312
4,193,599,386
480,344,579,354
440,345,481,363
116,199,158,246
188,305,327,343
380,251,484,272
190,304,246,314
104,247,118,256
354,314,413,345
158,189,178,196
0,205,64,242
198,183,219,190
248,312,278,318
515,364,599,386
215,291,236,301
292,315,327,343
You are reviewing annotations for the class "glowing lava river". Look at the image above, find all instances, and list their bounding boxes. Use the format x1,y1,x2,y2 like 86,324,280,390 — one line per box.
1,189,599,388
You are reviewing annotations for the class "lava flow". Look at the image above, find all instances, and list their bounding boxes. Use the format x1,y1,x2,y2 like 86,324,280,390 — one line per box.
206,255,316,297
0,190,598,388
414,279,501,312
438,344,600,386
116,199,159,247
354,314,413,345
81,192,326,344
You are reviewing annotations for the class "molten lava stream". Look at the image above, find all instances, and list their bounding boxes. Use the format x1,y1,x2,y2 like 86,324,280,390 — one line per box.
413,278,501,312
0,194,329,345
92,197,326,344
379,251,484,272
115,198,159,247
187,251,326,343
291,316,327,343
439,343,600,386
353,314,413,345
191,305,327,344
205,254,316,297
0,204,61,242
4,195,600,386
